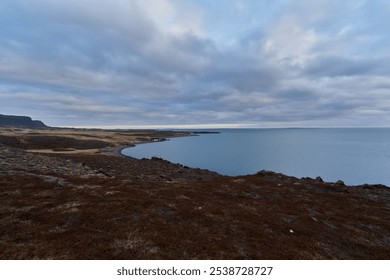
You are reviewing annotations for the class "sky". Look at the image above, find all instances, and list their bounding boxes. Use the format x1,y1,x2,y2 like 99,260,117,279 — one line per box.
1,0,390,128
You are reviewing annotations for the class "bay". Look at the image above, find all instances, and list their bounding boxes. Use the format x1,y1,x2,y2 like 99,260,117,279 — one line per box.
122,128,390,186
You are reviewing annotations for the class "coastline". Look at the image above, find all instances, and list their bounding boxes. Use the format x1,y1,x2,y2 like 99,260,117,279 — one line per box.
0,126,194,156
118,128,390,187
1,126,390,259
113,130,216,158
112,145,132,157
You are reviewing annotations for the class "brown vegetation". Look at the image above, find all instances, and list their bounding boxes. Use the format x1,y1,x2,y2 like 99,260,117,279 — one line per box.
0,127,191,154
0,128,389,259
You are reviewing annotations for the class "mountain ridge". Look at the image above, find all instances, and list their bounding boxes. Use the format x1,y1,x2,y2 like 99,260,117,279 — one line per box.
0,114,48,128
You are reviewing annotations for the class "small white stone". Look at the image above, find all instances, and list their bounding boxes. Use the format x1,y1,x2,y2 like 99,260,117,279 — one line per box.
289,229,294,233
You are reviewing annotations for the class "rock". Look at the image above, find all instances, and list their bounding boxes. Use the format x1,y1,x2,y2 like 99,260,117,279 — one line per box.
0,143,102,178
257,170,276,175
336,180,345,185
315,176,324,182
151,156,163,161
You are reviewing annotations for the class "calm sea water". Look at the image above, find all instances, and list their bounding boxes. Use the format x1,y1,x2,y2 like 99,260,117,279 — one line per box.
122,128,390,186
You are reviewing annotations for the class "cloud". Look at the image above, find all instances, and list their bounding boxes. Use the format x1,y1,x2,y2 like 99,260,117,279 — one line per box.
0,0,390,127
304,56,390,77
262,15,318,66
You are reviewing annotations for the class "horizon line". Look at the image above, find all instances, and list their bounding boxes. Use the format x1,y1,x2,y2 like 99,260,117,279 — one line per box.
56,124,390,130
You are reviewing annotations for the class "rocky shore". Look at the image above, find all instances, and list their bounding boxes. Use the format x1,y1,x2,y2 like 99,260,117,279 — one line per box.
0,127,389,259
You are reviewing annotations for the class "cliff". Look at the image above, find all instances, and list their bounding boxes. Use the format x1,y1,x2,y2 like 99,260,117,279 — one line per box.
0,114,47,128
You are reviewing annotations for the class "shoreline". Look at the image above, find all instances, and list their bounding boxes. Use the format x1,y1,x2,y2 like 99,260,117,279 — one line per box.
113,136,186,158
113,131,208,158
111,131,390,187
113,145,131,157
0,126,194,156
1,126,388,186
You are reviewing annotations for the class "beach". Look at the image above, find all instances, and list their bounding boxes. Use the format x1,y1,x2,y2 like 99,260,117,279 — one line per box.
0,127,389,259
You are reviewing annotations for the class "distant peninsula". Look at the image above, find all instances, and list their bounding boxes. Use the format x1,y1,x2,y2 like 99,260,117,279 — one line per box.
0,114,47,128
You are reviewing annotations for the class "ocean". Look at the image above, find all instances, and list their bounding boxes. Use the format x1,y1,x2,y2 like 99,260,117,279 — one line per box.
121,128,390,186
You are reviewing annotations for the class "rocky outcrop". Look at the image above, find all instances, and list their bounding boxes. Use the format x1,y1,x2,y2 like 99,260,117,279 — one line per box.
0,114,47,128
0,143,103,178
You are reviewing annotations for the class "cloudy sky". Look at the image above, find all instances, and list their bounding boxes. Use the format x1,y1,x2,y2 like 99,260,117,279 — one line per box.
1,0,390,128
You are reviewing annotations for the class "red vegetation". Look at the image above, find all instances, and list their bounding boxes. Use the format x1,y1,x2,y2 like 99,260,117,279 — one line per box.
1,152,389,259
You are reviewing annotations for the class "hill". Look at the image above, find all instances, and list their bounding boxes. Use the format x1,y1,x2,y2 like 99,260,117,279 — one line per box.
0,114,47,128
